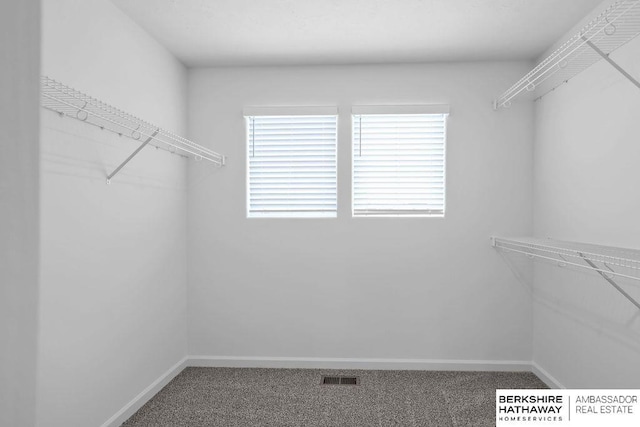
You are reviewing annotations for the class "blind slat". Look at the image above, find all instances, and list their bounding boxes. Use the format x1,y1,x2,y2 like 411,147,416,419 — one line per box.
247,114,337,218
353,113,447,217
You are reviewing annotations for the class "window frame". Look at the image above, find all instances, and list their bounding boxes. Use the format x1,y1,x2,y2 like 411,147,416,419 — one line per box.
244,106,339,219
350,105,449,218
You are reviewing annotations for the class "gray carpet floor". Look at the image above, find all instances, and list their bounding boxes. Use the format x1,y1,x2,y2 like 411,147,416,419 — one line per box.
122,367,547,427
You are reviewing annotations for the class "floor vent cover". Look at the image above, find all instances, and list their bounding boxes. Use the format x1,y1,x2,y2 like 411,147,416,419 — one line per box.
321,376,359,385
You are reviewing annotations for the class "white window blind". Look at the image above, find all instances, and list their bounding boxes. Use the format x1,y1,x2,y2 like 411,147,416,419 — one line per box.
247,114,338,218
352,111,447,217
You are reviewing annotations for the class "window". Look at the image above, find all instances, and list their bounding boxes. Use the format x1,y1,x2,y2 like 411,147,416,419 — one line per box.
352,106,448,217
245,107,338,218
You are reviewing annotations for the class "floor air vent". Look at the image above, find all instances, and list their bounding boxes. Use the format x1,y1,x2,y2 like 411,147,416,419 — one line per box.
321,376,359,385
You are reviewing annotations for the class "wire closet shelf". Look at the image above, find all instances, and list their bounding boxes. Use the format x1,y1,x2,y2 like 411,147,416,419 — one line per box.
492,237,640,309
494,0,640,109
41,76,225,177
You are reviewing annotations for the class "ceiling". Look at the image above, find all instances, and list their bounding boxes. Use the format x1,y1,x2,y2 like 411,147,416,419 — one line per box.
112,0,604,67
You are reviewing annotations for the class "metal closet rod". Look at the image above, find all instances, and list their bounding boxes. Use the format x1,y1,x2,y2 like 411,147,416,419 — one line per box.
41,76,226,183
491,236,640,310
493,0,640,109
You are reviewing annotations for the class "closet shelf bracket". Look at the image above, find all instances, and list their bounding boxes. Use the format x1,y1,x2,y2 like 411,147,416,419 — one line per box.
492,0,640,109
491,236,640,310
578,252,640,310
582,37,640,90
41,76,226,183
106,129,160,184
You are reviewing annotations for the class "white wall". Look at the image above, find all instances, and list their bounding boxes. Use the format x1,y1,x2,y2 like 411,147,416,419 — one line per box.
532,33,640,388
38,1,189,426
187,62,535,366
0,1,41,426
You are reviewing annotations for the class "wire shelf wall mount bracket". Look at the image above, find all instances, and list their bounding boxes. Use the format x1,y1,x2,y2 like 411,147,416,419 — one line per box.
491,236,640,310
41,76,226,183
493,0,640,110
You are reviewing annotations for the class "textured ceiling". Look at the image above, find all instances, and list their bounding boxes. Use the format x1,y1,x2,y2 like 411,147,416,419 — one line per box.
112,0,605,67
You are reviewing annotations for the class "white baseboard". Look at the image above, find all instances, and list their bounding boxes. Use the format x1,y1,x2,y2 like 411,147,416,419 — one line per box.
100,357,188,427
532,361,565,389
104,355,544,426
188,355,532,372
